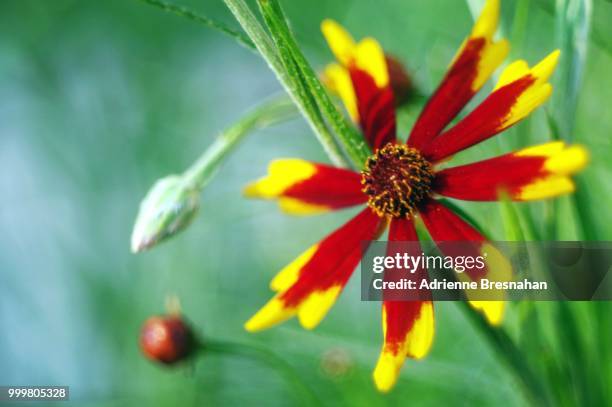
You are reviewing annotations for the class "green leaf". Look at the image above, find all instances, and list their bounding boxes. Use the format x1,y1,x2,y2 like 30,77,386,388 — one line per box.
134,0,256,50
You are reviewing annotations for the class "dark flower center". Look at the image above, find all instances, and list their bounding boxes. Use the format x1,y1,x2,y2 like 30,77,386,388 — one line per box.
361,143,433,218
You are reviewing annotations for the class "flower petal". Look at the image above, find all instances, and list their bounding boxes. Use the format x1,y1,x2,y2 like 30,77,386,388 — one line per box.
374,301,434,392
244,159,366,214
324,63,358,121
245,208,384,332
407,0,509,149
321,19,356,66
423,51,560,161
350,68,396,150
419,200,511,325
434,141,588,201
322,20,396,150
373,218,434,393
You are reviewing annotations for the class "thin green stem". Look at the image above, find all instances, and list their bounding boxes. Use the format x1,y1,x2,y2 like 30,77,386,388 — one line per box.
258,0,371,167
460,302,552,406
510,0,530,60
130,95,298,252
134,0,255,50
223,0,347,167
552,0,592,140
572,176,599,241
499,196,527,242
204,339,321,406
181,95,297,189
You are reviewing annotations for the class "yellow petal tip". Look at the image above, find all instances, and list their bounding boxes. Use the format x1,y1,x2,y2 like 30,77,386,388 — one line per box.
470,300,505,325
244,298,295,333
373,353,400,393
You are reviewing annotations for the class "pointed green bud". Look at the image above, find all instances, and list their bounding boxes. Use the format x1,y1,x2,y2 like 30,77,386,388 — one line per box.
131,175,199,253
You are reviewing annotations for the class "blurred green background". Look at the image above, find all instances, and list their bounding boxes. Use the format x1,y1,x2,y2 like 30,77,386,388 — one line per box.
1,0,611,405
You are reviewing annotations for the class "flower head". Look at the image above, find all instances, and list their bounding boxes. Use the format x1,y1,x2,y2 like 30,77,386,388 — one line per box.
244,0,587,392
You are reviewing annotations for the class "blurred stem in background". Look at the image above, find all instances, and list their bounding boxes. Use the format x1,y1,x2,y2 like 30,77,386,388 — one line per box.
459,302,552,406
205,340,320,406
552,0,600,243
552,0,592,141
131,95,297,252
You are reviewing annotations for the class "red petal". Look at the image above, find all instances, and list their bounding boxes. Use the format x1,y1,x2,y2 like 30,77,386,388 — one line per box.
350,67,397,150
407,0,508,150
407,38,488,150
419,200,510,324
434,142,589,201
419,199,486,282
374,218,434,392
245,208,384,331
280,208,382,307
422,51,560,161
422,76,534,161
245,159,366,214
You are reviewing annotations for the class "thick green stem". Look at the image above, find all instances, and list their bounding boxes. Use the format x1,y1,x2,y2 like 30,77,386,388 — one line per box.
223,0,347,167
204,339,321,406
181,95,297,189
258,0,371,167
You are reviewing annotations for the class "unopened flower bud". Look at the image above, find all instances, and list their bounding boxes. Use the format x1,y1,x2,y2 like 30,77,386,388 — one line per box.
385,54,413,106
131,175,199,253
140,315,196,365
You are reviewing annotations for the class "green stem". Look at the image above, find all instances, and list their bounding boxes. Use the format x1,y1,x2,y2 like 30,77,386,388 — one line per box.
572,176,599,241
552,0,592,140
134,0,255,50
510,0,530,60
181,95,297,189
223,0,347,167
499,197,527,242
204,339,321,406
442,205,550,404
459,302,552,406
258,0,371,167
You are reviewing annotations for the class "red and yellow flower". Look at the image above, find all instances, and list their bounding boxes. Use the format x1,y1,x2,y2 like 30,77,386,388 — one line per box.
244,0,588,392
